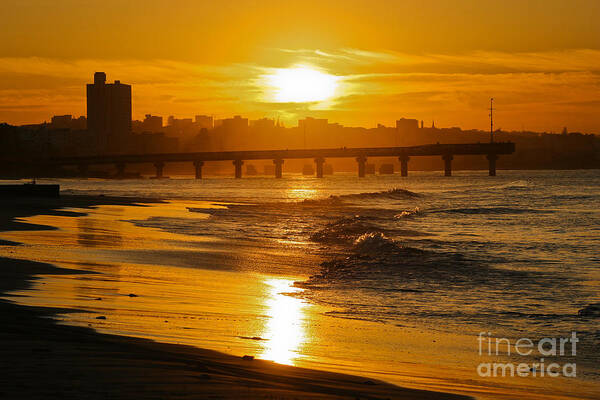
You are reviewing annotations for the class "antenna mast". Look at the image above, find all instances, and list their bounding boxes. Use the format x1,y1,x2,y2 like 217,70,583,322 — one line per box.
489,98,494,143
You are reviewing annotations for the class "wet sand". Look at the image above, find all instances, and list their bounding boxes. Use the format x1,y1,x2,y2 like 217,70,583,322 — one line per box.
0,195,469,400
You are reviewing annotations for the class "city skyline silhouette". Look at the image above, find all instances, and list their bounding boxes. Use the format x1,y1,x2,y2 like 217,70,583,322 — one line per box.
1,1,600,133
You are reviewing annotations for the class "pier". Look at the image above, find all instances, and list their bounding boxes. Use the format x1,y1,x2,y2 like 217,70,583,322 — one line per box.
8,142,515,178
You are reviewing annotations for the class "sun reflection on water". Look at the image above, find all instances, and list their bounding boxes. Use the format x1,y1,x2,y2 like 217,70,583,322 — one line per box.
285,180,320,201
259,278,308,365
286,187,318,201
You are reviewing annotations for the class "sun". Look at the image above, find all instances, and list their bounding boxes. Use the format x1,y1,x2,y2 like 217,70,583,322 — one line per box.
265,66,338,103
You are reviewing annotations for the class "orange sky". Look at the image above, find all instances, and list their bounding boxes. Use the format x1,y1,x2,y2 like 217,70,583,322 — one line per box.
1,0,599,132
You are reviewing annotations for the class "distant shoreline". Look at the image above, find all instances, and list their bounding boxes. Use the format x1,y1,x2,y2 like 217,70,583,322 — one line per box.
0,194,469,399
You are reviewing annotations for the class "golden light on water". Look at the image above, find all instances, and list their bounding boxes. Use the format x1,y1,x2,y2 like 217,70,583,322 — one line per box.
284,179,321,201
259,278,308,365
265,66,339,103
285,188,319,201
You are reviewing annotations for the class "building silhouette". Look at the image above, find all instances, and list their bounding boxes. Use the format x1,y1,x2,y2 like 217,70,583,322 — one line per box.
298,117,328,132
141,114,163,132
86,72,132,153
49,115,86,131
194,115,213,130
396,118,419,133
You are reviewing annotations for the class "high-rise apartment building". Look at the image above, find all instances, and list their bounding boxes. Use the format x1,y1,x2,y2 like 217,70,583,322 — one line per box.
86,72,131,153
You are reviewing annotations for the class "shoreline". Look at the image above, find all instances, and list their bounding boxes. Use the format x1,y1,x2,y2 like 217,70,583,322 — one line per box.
0,195,470,399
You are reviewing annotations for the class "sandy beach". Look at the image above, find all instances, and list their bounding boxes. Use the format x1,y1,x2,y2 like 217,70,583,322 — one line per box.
1,187,598,400
0,195,471,400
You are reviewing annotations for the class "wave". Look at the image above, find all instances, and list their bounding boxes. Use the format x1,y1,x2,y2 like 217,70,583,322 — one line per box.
352,232,403,254
394,207,423,219
339,188,420,200
495,310,575,321
309,213,428,245
498,180,531,189
298,196,346,207
431,207,552,215
300,188,420,207
309,215,383,244
301,226,553,293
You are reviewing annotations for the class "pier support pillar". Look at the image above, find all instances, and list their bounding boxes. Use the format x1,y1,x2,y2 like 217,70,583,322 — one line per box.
442,154,453,177
486,154,498,176
399,155,410,177
233,159,244,179
273,159,284,178
154,161,165,179
314,157,325,178
356,156,367,178
193,160,204,179
115,162,126,179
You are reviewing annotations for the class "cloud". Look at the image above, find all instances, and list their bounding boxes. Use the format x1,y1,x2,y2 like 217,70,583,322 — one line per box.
0,58,265,121
0,49,599,132
273,47,600,77
0,104,45,111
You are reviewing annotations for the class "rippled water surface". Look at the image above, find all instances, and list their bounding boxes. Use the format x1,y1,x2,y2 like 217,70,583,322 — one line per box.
4,170,600,392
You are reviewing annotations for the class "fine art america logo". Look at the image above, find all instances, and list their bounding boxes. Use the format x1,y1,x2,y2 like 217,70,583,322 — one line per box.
477,332,578,378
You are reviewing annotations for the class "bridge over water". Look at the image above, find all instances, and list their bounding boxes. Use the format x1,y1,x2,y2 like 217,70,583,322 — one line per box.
12,142,515,178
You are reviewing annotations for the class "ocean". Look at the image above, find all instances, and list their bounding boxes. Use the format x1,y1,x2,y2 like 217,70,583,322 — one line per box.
3,169,599,398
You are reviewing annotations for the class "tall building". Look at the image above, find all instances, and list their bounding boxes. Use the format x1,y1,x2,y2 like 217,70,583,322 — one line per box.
86,72,132,153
